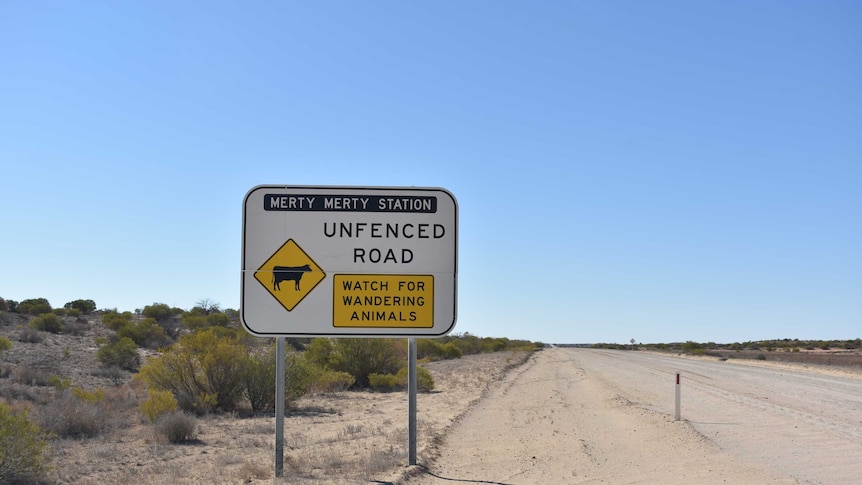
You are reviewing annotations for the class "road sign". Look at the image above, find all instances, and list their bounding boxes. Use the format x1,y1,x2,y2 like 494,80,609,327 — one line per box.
241,186,457,337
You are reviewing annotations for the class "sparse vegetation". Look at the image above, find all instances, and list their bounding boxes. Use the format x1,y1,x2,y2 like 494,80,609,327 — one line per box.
0,402,49,483
37,392,108,438
153,411,198,443
140,388,179,422
64,299,97,315
15,298,52,316
137,328,248,413
29,313,63,333
96,337,141,371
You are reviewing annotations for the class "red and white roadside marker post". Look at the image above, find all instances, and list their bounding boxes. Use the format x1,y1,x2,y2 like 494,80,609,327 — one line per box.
674,372,681,421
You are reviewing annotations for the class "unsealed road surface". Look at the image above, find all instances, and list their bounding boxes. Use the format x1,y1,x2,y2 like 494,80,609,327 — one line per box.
406,348,862,484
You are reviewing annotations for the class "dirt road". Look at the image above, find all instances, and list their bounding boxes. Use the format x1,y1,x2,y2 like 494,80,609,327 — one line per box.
405,348,862,484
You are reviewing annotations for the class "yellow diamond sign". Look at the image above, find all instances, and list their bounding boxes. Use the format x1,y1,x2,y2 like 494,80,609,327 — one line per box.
254,239,326,312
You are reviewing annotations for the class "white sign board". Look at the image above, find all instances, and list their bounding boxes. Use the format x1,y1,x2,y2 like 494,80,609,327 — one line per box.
241,185,458,337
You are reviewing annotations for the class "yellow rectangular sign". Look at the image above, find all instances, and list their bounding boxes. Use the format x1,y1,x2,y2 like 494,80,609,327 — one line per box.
333,274,434,328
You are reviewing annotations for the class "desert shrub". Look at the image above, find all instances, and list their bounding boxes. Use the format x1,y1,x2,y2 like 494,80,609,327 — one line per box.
72,387,105,403
396,366,435,392
0,402,49,483
304,338,334,368
142,303,173,323
243,344,316,413
29,313,62,333
205,312,231,327
13,368,50,387
368,367,434,392
90,366,127,387
52,308,66,316
37,393,106,438
417,366,435,391
4,300,18,313
137,328,248,413
756,354,767,360
439,342,463,360
62,320,88,336
0,297,7,312
97,337,141,371
181,314,208,331
0,337,12,353
17,327,42,343
140,389,178,422
154,411,198,443
16,298,52,316
48,375,71,391
417,340,462,361
243,347,275,414
310,371,355,394
117,318,168,348
368,373,400,391
329,339,404,388
64,299,96,315
183,307,231,331
223,308,239,322
101,310,134,331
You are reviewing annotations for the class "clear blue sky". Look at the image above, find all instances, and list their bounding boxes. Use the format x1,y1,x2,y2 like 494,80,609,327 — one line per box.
1,1,859,344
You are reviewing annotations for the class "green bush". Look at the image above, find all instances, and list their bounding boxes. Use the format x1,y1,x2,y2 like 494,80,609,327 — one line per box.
368,373,400,390
417,366,434,392
140,389,178,422
396,366,435,392
310,371,355,394
64,299,96,315
102,310,134,331
368,366,434,392
72,387,105,404
142,303,173,323
243,344,316,413
97,337,141,371
0,402,49,483
417,340,463,361
30,313,63,333
48,374,71,391
137,329,248,413
329,339,404,388
181,314,207,331
0,297,7,312
0,337,12,353
16,298,52,316
304,338,334,368
154,411,198,443
117,318,168,348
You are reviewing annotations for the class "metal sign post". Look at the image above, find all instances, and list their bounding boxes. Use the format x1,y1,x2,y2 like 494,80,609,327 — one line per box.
275,337,286,477
408,338,417,465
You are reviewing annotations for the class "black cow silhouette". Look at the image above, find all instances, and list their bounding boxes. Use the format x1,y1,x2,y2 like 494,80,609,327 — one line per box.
272,265,312,291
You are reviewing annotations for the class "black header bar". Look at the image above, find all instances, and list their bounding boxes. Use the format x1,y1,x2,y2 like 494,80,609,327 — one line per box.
264,194,437,213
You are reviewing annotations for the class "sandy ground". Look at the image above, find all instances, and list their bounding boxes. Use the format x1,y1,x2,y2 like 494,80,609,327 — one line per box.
15,343,862,484
404,348,862,485
42,350,530,484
